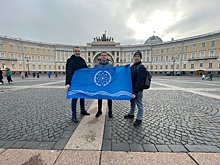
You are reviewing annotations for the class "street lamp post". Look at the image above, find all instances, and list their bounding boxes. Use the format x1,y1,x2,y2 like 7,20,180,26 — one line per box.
25,55,30,75
172,55,176,76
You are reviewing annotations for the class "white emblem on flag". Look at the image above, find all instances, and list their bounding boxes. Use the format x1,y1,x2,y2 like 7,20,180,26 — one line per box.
94,70,111,86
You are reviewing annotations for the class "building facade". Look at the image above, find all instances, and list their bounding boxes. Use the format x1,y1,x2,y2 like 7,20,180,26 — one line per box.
0,31,220,76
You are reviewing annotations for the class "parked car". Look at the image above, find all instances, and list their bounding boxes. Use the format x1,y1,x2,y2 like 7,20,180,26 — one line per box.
166,71,174,76
176,71,182,76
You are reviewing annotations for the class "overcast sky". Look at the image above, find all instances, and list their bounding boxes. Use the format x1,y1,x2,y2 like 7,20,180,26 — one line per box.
0,0,220,45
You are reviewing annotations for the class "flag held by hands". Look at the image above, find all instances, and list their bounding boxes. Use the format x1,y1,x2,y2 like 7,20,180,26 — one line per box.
67,65,132,100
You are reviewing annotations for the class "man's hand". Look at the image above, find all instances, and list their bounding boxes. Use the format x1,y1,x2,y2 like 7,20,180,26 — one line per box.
65,84,70,91
132,94,136,99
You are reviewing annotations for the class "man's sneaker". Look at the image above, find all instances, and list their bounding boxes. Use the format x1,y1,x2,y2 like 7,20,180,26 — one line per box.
81,111,90,116
133,119,142,126
95,111,102,117
72,116,78,123
124,114,134,119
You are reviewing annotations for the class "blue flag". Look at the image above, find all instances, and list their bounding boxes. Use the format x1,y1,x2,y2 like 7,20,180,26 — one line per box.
67,65,132,100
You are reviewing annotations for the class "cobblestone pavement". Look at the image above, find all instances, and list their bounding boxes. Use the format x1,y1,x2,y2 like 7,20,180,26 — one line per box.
0,76,93,150
1,75,220,153
103,76,220,152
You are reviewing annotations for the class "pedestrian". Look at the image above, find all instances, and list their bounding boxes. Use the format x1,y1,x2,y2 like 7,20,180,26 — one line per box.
210,72,213,81
124,51,147,126
202,74,205,80
48,71,51,78
55,72,58,78
65,46,90,123
36,72,40,78
6,68,13,83
0,68,4,84
94,51,113,118
33,72,36,78
25,72,28,78
21,71,25,79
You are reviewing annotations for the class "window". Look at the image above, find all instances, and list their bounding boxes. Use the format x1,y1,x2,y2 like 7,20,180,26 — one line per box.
43,56,46,62
10,53,14,58
183,64,186,69
172,47,175,52
208,63,212,68
32,64,35,69
9,45,14,50
161,56,163,61
38,65,41,69
178,47,181,51
171,64,173,69
31,48,34,52
37,48,40,53
48,57,51,62
156,56,158,62
43,49,45,53
156,50,158,54
191,63,194,69
0,44,3,48
44,65,46,69
62,66,65,70
19,64,22,69
1,52,5,58
49,65,51,69
191,52,196,58
24,47,27,52
58,66,61,69
151,50,154,54
155,65,158,69
151,65,153,69
192,44,196,49
17,46,21,50
38,56,41,62
209,50,214,57
210,41,215,46
200,51,205,57
201,43,206,48
160,65,162,69
176,64,179,69
176,54,180,60
166,48,169,52
48,50,50,54
184,45,188,50
200,63,203,68
161,49,163,53
151,56,154,62
165,65,168,69
219,62,220,68
166,55,168,61
17,54,22,61
31,55,35,62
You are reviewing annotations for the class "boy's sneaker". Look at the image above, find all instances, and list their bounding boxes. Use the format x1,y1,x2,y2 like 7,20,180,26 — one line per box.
124,114,134,119
133,119,142,126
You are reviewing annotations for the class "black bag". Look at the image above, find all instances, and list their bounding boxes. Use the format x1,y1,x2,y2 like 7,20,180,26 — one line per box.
137,64,152,89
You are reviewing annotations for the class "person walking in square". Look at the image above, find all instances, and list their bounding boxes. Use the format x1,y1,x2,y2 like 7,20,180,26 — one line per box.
6,68,13,83
124,51,147,126
65,46,90,123
0,68,4,84
94,51,113,118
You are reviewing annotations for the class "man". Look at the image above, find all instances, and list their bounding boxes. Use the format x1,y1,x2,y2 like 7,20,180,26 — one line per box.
0,68,4,84
124,51,147,126
94,52,113,118
65,46,90,123
6,68,13,83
